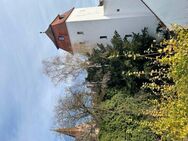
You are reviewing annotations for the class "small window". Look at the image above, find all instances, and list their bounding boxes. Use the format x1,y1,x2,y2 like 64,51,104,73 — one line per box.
100,36,107,39
58,35,64,41
117,9,120,12
124,34,132,38
79,42,85,45
77,32,84,35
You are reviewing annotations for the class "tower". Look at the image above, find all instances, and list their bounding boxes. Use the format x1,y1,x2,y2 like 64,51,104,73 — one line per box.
45,0,159,54
54,124,99,141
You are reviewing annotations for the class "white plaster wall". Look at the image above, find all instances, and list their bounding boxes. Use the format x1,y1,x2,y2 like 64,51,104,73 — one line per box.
67,6,153,22
103,0,152,17
66,15,158,50
143,0,188,28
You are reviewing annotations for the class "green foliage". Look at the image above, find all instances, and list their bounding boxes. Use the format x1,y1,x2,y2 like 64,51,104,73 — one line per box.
98,90,158,141
87,28,159,95
46,27,188,141
146,25,188,140
85,28,170,140
87,28,170,101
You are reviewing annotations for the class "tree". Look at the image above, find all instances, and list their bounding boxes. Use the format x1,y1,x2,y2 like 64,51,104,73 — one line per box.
146,25,188,140
85,28,169,141
43,53,109,86
54,70,111,127
87,28,169,98
55,88,101,128
43,54,85,85
98,89,158,141
43,28,174,141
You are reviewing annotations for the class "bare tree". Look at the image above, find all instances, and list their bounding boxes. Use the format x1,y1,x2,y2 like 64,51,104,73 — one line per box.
54,71,111,131
55,88,102,128
42,54,85,85
43,53,111,140
43,54,106,85
52,72,110,140
84,71,111,104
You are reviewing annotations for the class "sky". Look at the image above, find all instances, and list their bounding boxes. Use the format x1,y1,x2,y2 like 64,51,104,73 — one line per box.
0,0,98,141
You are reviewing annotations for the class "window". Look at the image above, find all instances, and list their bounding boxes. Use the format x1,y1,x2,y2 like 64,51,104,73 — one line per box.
77,32,84,35
58,35,64,41
124,34,132,38
100,36,107,39
117,9,120,12
79,42,85,45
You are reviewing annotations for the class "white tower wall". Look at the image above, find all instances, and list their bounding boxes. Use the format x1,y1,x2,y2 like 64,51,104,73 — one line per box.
65,0,159,52
66,14,158,50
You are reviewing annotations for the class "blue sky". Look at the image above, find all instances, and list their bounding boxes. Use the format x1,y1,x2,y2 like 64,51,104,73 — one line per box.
0,0,97,141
